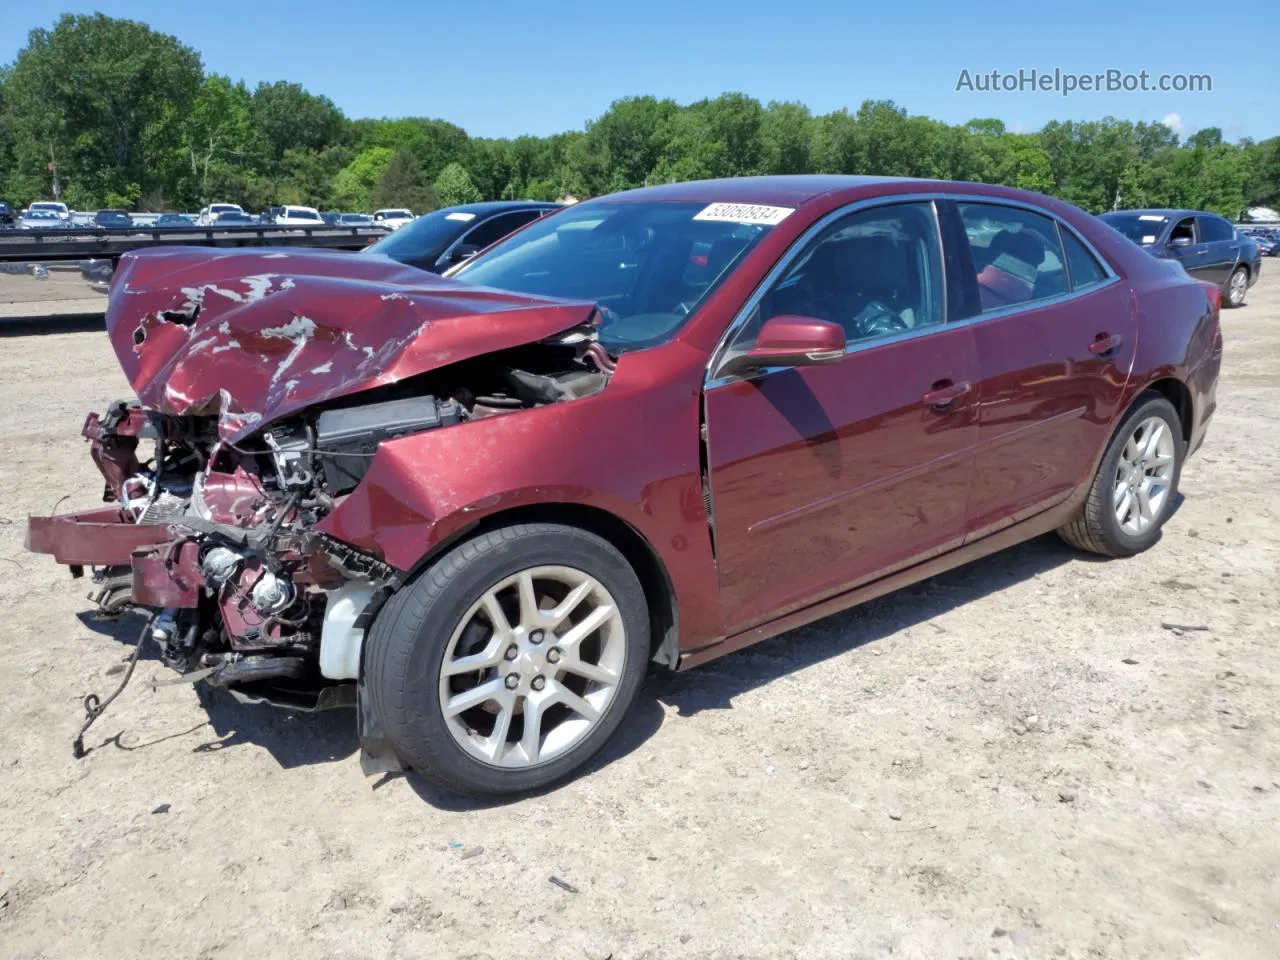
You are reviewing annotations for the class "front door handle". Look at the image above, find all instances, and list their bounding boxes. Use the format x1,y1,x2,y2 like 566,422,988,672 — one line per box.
922,380,971,412
1088,333,1124,358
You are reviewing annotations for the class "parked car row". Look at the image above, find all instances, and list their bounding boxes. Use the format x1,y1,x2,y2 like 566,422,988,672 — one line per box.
1239,225,1280,256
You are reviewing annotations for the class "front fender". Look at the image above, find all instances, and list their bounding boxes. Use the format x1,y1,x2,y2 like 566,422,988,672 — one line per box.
314,350,726,649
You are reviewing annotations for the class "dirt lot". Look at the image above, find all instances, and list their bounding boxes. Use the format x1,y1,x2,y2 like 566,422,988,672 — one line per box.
1,272,1277,960
0,265,105,318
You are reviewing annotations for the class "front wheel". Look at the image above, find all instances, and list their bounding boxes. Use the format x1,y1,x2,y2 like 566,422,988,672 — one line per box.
1225,265,1248,308
363,523,650,796
1058,395,1185,557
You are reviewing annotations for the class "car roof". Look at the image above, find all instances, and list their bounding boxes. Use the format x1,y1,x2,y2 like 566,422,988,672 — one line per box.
1103,208,1217,220
599,174,1125,213
434,200,560,215
601,175,944,208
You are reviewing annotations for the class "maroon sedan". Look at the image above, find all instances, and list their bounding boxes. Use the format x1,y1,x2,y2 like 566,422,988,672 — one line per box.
28,176,1221,795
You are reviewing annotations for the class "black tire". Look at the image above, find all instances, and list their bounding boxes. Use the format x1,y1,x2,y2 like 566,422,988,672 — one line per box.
1224,265,1248,308
1058,394,1186,557
364,523,649,796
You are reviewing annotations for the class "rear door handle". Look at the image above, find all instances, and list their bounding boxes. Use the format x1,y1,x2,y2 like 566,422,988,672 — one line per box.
1088,333,1124,358
922,380,971,412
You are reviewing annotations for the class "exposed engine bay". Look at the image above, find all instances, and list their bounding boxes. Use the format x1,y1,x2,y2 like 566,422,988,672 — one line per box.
68,336,612,713
23,246,618,758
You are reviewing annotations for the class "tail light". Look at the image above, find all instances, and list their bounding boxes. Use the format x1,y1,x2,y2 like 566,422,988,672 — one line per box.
1197,280,1221,314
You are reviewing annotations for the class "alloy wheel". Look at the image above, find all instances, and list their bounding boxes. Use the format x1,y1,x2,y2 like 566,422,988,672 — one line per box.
1229,268,1247,306
438,565,627,768
1113,416,1176,536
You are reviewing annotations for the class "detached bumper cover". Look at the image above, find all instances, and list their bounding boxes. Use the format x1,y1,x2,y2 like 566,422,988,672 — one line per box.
26,508,172,568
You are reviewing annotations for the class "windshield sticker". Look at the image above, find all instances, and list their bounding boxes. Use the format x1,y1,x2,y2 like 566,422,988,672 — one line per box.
694,203,794,226
1138,214,1167,222
445,212,477,222
1142,235,1157,244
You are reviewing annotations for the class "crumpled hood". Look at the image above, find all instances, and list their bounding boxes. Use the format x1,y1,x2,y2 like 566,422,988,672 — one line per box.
108,246,596,441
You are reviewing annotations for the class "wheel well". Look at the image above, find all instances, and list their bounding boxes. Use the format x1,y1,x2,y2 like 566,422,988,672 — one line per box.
1142,377,1193,444
419,503,681,670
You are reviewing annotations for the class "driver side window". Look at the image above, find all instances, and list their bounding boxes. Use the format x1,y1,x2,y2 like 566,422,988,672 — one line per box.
739,202,944,351
1170,217,1196,244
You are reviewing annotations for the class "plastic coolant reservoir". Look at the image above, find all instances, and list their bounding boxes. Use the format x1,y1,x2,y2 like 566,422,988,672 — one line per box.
319,579,376,680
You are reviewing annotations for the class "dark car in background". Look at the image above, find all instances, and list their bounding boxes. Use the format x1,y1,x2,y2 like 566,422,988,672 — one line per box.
155,213,194,227
0,202,12,227
1100,208,1261,307
337,212,373,225
365,200,559,273
94,210,133,229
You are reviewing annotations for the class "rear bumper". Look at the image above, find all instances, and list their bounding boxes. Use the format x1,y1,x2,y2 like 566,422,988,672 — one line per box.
26,508,172,568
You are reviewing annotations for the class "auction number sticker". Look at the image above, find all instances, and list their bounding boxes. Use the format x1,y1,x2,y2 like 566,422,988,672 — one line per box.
694,203,794,226
445,212,477,222
1138,214,1167,221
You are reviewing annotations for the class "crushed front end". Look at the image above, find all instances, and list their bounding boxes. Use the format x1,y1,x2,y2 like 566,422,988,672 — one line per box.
27,398,401,711
26,247,612,753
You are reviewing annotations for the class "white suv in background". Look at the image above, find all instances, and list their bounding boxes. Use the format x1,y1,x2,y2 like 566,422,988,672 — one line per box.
197,203,246,225
275,205,326,226
373,208,414,230
27,201,70,220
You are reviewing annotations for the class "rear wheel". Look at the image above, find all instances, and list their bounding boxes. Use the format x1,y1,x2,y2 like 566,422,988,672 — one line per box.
364,523,649,796
1058,395,1185,557
1225,265,1248,307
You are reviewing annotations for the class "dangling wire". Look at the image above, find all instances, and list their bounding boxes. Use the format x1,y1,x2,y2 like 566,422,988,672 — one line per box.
73,614,156,759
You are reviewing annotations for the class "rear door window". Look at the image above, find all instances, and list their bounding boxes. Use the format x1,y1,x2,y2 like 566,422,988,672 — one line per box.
1197,215,1235,243
1060,228,1108,291
957,203,1067,311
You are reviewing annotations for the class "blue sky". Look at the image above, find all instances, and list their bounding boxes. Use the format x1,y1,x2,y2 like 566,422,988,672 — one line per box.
2,0,1275,141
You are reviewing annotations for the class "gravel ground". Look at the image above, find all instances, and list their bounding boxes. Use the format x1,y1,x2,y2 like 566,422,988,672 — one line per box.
0,273,1277,960
0,266,104,317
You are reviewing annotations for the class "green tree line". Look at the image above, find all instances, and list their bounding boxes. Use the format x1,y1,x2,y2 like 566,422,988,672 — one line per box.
2,13,1277,217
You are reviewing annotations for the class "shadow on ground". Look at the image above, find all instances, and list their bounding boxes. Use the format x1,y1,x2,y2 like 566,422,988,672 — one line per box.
652,532,1089,716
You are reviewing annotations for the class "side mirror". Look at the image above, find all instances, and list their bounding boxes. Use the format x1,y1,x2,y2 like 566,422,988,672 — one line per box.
1168,235,1192,249
718,315,846,378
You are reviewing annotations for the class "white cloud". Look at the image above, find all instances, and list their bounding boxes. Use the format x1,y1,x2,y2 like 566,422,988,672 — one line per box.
1161,112,1184,133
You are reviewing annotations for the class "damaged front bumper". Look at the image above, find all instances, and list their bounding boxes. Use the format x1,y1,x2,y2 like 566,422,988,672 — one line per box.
27,505,390,696
26,507,172,572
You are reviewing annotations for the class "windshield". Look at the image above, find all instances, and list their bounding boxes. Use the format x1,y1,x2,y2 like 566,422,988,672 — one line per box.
452,201,777,351
366,209,474,263
380,209,411,218
1100,212,1168,246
